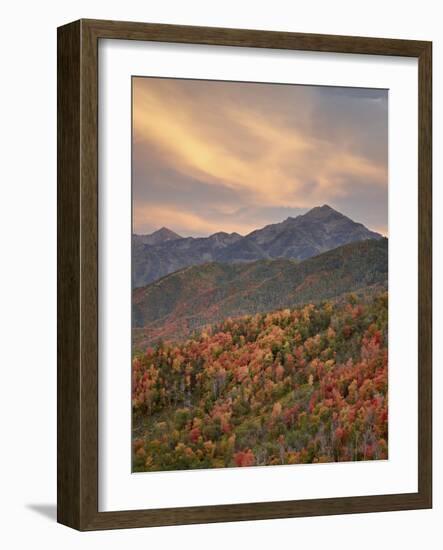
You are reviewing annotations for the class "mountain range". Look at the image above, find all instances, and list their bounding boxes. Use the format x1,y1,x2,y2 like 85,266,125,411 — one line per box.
132,237,388,349
132,205,382,287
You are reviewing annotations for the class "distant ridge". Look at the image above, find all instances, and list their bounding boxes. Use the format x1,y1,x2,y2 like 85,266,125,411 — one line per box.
132,206,382,287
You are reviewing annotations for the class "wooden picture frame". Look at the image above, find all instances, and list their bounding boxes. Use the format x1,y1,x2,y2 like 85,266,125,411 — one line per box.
57,18,432,530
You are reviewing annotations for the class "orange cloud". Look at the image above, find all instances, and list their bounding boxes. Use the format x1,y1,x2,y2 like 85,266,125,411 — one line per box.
134,203,257,236
132,78,388,235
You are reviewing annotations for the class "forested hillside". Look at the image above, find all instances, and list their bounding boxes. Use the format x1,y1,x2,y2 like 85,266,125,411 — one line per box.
132,292,388,471
133,238,387,348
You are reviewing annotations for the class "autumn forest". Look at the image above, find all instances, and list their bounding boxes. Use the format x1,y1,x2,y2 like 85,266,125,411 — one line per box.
132,280,388,471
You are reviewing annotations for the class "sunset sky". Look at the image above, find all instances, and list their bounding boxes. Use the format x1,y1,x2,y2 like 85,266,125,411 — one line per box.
133,77,388,237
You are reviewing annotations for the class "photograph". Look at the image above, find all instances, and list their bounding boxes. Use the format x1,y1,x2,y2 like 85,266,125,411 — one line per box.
52,10,433,534
131,77,389,472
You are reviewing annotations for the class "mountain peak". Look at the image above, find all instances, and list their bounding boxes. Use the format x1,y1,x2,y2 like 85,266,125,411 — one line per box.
208,231,243,246
149,227,183,242
155,226,180,236
209,231,242,238
134,227,183,247
303,204,339,216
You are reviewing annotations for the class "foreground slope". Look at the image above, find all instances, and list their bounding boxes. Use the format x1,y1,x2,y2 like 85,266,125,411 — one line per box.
133,293,388,471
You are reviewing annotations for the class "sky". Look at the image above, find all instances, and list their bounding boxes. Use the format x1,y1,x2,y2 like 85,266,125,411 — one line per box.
132,77,388,237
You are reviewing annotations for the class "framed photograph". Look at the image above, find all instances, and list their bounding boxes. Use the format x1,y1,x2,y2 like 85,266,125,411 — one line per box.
57,19,432,530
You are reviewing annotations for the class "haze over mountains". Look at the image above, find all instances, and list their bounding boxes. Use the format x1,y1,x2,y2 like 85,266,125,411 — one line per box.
133,238,388,349
133,205,382,288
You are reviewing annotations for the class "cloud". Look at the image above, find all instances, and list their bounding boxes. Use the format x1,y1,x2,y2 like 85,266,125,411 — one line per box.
133,77,388,236
134,203,261,237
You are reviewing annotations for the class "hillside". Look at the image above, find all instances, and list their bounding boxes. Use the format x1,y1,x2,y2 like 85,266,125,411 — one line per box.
132,293,388,471
132,238,388,348
132,205,383,287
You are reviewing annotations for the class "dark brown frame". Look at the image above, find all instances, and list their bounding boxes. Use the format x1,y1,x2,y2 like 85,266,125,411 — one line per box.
57,18,432,531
